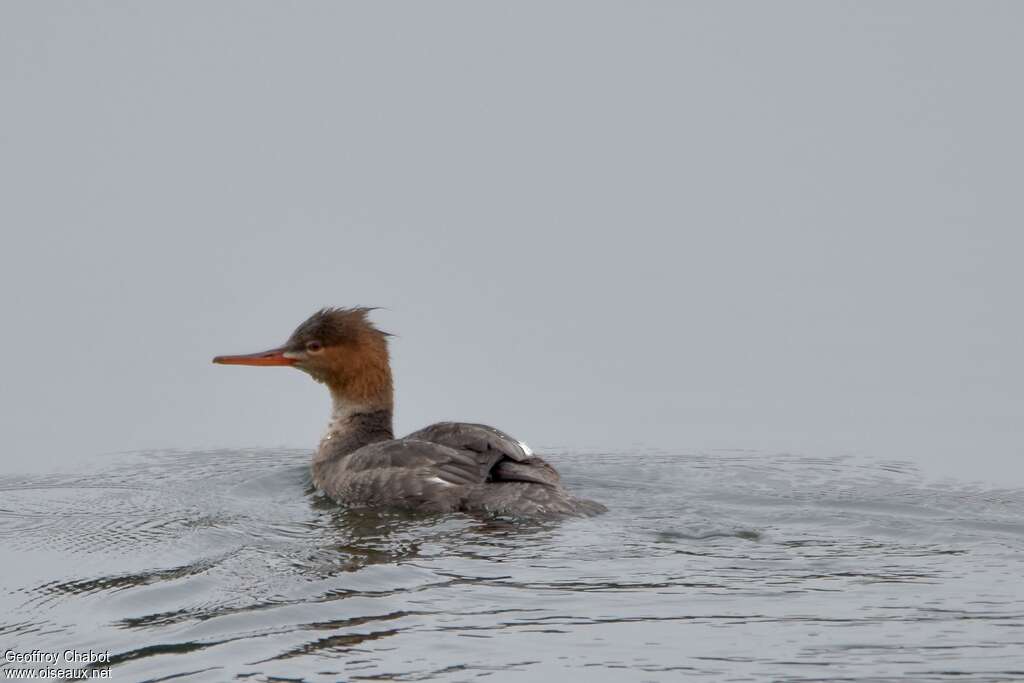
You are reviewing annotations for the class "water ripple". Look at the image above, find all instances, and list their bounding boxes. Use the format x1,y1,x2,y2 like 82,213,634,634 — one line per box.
2,449,1023,681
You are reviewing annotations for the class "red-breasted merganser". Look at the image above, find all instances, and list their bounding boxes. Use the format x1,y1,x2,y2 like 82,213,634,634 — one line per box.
213,307,606,518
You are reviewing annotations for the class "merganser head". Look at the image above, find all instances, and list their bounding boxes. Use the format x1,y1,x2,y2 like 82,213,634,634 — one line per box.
213,307,393,409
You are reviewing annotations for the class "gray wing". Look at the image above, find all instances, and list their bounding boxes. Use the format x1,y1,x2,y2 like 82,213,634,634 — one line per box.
406,422,534,463
344,438,499,484
317,438,500,512
407,422,562,487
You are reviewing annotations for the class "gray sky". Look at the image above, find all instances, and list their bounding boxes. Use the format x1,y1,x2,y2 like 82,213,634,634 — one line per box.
2,2,1021,484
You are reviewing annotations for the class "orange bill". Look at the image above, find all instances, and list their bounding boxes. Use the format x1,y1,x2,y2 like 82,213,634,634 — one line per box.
212,347,295,366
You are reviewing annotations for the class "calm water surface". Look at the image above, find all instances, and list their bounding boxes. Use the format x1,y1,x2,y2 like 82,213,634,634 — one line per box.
2,449,1024,682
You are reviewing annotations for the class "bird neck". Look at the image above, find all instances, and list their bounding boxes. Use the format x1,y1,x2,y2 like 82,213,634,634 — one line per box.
310,338,395,481
313,392,394,473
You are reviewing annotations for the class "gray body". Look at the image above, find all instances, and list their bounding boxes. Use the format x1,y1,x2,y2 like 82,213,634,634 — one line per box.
312,414,606,518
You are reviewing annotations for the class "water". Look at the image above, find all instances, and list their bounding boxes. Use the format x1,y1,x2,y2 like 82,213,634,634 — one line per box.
2,449,1024,682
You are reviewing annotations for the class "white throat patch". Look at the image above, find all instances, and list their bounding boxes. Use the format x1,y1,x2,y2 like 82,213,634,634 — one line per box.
321,397,372,443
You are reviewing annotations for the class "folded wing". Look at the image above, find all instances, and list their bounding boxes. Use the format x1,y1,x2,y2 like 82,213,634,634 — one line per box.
316,422,605,517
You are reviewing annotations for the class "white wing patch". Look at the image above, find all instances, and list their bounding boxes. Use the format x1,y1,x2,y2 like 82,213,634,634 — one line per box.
517,440,534,456
426,476,455,487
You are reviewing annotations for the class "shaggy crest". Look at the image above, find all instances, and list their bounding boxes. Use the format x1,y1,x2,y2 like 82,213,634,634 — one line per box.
285,307,389,350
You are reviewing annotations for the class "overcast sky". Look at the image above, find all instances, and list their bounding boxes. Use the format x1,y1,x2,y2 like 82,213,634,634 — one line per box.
2,2,1021,484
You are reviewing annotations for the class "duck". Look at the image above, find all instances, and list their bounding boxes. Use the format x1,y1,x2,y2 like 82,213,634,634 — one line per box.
213,307,606,518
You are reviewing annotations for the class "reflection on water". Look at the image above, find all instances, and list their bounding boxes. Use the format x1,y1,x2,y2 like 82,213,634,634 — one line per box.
2,449,1024,681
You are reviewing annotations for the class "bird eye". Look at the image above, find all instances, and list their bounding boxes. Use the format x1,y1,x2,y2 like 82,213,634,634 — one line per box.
305,341,324,353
